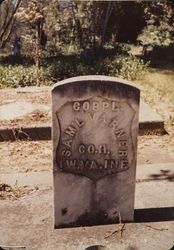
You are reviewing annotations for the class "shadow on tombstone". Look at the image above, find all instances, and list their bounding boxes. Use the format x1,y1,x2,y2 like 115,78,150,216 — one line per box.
52,75,140,228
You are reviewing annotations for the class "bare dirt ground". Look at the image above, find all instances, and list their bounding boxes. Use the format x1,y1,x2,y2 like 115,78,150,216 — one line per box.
0,84,173,175
0,134,174,176
0,87,51,127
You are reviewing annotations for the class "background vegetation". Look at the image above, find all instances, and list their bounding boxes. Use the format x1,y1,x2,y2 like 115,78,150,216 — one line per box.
0,0,174,87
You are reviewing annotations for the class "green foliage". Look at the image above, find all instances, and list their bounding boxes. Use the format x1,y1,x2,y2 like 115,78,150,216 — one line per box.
138,25,174,47
50,54,148,82
0,47,148,88
137,2,174,47
108,55,149,81
0,65,53,88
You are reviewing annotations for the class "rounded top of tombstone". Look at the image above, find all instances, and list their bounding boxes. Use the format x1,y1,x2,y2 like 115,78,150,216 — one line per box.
52,75,139,91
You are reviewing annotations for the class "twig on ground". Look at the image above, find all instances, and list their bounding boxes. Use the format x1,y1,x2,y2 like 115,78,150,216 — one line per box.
143,224,168,231
120,223,125,238
104,229,120,239
104,224,125,239
0,245,26,250
104,212,126,239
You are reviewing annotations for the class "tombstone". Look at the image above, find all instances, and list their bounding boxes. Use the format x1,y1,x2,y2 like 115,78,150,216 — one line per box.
52,75,140,228
12,36,21,56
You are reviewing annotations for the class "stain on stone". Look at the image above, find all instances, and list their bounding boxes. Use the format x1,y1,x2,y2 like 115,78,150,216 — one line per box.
57,210,120,228
61,208,68,215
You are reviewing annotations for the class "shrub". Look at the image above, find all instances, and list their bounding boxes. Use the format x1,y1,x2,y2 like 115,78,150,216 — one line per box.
0,65,54,88
0,52,148,88
108,55,149,81
43,55,148,81
45,56,81,81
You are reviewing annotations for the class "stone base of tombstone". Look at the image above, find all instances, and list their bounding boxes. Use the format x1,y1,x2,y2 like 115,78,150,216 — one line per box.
52,76,140,228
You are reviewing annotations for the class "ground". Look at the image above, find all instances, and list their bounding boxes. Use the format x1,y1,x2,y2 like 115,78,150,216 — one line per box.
0,87,51,127
0,69,174,171
0,69,174,249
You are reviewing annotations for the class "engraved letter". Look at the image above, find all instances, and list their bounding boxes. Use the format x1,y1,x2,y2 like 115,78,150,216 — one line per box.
104,160,108,169
63,140,72,148
79,160,89,168
66,160,76,168
73,102,80,111
65,125,76,137
83,101,90,111
110,159,118,169
103,102,109,110
112,102,119,111
99,144,107,154
120,160,129,169
62,149,71,157
115,129,126,138
92,102,99,111
119,150,128,157
104,159,117,169
119,140,128,147
79,144,85,154
89,160,97,169
87,144,95,154
75,119,85,128
109,119,119,130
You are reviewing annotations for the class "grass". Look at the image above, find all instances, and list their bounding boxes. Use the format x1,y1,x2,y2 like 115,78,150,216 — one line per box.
137,68,174,130
0,181,31,200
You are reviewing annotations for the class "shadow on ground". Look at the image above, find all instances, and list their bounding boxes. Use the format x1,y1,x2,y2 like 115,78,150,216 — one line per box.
148,170,174,182
135,207,174,223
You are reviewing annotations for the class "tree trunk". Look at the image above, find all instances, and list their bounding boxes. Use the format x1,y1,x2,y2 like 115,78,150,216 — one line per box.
92,0,96,52
101,2,113,46
35,25,40,86
71,1,83,48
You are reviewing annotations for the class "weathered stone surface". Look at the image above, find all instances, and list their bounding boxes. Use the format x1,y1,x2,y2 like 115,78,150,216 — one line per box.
52,75,140,228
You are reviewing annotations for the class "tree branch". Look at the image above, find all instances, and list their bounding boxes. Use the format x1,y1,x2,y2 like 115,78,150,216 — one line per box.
0,0,22,48
0,0,6,5
0,0,10,37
